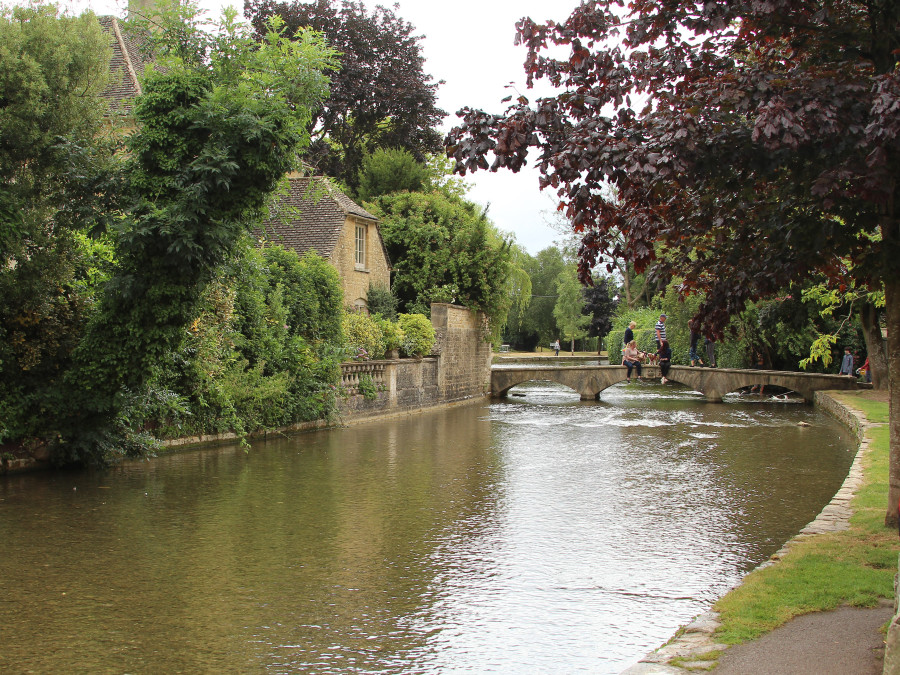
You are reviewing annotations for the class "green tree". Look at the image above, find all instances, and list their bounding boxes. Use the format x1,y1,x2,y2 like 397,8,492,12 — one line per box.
0,4,119,445
553,270,590,354
368,191,514,329
505,246,566,351
355,148,428,201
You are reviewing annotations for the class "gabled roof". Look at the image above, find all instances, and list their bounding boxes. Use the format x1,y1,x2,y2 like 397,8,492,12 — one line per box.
259,176,380,258
97,15,147,113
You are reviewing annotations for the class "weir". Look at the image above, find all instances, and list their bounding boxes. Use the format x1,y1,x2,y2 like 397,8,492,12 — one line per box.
490,365,860,402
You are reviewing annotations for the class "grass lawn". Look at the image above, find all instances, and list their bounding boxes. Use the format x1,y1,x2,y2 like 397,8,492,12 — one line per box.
713,390,897,645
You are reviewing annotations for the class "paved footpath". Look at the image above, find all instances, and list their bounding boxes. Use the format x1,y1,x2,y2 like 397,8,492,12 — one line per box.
622,392,892,674
713,600,893,674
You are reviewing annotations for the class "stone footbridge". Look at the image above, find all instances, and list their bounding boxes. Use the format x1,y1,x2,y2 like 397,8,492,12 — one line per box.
491,365,859,402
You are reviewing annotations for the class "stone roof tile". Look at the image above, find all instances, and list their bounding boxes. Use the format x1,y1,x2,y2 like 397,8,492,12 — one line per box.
258,177,379,259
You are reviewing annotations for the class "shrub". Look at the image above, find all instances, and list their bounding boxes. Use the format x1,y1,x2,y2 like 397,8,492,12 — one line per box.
374,315,403,352
342,311,386,360
397,313,435,357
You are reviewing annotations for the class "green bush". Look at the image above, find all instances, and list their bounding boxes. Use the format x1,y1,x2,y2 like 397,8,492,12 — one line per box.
343,311,386,360
374,315,403,352
398,313,435,357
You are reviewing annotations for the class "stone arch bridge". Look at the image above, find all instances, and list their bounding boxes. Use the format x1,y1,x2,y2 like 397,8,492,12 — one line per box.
491,365,859,402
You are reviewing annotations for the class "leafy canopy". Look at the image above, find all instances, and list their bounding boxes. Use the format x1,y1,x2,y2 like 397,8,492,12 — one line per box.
446,0,899,334
245,0,445,188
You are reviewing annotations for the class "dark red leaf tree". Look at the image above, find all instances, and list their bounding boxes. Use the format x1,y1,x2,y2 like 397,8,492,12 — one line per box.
445,0,900,524
245,0,445,189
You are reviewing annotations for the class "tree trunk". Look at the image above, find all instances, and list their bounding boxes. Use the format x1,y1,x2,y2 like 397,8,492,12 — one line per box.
620,261,633,309
885,276,900,527
859,300,887,390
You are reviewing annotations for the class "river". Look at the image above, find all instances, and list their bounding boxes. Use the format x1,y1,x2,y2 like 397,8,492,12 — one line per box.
0,381,855,673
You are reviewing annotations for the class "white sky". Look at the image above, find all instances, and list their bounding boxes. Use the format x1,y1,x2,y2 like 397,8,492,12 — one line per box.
60,0,585,254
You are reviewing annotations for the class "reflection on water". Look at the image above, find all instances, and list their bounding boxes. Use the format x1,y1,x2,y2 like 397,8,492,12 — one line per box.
0,382,854,673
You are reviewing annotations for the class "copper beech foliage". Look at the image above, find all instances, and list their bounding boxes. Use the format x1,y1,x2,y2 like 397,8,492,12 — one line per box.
445,0,900,338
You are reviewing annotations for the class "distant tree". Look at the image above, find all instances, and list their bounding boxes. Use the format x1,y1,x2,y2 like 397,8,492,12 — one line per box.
583,276,618,354
245,0,445,188
446,0,900,525
553,270,590,354
505,246,567,350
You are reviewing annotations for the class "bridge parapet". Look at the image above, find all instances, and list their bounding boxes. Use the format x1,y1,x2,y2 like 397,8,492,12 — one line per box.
490,365,859,402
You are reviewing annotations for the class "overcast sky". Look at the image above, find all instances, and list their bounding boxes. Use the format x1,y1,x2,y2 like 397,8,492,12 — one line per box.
64,0,585,254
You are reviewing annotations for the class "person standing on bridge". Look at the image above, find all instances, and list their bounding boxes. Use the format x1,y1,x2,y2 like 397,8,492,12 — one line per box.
705,336,717,368
655,314,667,350
658,339,672,384
839,346,855,375
623,340,644,382
688,319,705,367
624,321,636,348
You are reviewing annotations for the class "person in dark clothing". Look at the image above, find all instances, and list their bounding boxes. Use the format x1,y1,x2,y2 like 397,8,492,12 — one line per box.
688,320,705,367
658,339,672,384
705,336,717,367
624,321,635,348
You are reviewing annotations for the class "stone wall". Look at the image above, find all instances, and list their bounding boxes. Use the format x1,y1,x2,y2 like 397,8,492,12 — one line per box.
339,303,492,419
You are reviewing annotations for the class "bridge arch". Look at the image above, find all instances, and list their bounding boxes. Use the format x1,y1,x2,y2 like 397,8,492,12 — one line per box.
491,365,858,402
491,365,655,401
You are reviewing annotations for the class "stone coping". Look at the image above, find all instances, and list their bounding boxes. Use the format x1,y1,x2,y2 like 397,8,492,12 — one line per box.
621,391,880,674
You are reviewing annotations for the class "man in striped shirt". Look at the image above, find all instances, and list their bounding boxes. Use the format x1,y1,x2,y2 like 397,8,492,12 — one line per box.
655,314,667,349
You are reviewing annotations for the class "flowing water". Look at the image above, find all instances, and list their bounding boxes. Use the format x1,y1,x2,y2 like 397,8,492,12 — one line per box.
0,381,855,673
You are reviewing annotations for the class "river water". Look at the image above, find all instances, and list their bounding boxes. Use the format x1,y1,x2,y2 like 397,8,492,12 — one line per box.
0,382,855,673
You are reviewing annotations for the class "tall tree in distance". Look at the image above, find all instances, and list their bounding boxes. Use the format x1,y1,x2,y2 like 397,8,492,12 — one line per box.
446,0,900,525
245,0,445,188
553,270,590,354
583,276,617,355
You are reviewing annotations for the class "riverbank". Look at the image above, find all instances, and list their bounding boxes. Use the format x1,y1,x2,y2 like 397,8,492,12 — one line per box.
624,389,896,673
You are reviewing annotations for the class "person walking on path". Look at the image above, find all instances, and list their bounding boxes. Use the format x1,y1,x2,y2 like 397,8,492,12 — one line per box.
705,336,717,367
658,339,672,384
655,314,667,350
839,346,855,375
553,339,560,357
688,320,705,367
623,340,644,382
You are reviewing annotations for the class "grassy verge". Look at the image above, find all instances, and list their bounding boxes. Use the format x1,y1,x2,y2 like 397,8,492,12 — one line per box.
713,391,897,645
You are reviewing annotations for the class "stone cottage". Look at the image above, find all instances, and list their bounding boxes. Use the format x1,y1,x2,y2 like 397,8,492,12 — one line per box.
259,176,392,312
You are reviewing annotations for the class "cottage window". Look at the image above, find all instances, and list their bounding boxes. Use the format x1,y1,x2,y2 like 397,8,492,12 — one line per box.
355,223,366,268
